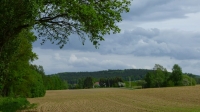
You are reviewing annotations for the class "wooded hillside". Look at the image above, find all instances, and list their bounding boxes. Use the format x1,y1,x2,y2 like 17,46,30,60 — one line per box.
54,69,200,85
55,69,154,84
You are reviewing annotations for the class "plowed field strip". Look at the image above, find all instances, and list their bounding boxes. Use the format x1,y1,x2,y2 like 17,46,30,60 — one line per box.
26,86,200,112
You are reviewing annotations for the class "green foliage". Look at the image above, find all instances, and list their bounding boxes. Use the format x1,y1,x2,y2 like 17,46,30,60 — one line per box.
171,64,183,86
57,69,152,85
12,66,46,98
34,0,131,48
124,81,137,88
144,72,154,88
185,73,200,84
182,74,196,86
0,0,131,97
0,30,30,96
78,78,84,89
144,64,197,88
99,77,123,87
1,0,131,50
68,84,79,89
0,1,131,108
135,80,146,88
145,64,179,88
0,29,46,97
31,56,69,90
162,70,171,87
153,64,166,71
166,80,174,87
196,78,200,84
83,77,93,89
63,80,69,89
0,0,41,46
43,75,68,90
144,64,168,88
0,97,37,112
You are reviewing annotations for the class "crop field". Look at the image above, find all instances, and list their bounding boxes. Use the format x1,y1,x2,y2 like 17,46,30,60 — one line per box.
26,85,200,112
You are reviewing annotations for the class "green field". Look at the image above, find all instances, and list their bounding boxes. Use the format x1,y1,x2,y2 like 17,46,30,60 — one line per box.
26,85,200,112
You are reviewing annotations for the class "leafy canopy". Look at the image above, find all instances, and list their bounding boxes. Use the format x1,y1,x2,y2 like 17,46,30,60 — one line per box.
1,0,131,49
0,29,45,97
171,64,183,86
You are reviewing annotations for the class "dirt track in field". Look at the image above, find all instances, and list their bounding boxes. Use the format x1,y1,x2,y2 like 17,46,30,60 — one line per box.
26,85,200,112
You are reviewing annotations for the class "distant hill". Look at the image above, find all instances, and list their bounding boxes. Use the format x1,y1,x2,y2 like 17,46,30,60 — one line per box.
53,69,154,84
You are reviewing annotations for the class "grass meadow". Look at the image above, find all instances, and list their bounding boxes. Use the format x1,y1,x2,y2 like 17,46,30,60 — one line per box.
26,85,200,112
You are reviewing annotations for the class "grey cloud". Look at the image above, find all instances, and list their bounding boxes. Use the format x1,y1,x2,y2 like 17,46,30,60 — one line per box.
122,0,200,22
177,60,200,75
33,34,97,51
33,27,200,60
32,49,135,74
132,39,171,56
32,47,200,75
124,27,160,38
67,54,133,70
100,27,200,60
133,30,200,60
132,40,200,60
33,0,200,50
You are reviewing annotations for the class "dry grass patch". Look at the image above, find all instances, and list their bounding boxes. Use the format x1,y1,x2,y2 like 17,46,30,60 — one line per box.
26,85,200,112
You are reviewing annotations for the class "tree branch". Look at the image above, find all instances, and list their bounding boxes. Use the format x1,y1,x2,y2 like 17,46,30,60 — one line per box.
35,14,69,23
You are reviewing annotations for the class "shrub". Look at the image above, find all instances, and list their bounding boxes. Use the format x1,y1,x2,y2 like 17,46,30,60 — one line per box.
0,97,37,112
167,80,174,87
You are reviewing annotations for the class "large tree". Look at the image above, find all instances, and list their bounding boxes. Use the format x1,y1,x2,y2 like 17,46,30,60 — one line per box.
0,29,45,97
1,0,131,49
145,64,168,88
1,0,131,96
83,77,93,88
171,64,183,86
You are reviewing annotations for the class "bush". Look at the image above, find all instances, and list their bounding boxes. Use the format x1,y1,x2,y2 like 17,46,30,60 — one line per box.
124,81,137,88
167,80,174,87
0,97,37,112
182,75,196,86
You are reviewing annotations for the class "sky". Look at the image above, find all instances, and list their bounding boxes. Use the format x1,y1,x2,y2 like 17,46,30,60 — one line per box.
33,0,200,75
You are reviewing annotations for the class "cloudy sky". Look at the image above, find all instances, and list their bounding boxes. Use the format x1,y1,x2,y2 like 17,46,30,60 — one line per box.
33,0,200,75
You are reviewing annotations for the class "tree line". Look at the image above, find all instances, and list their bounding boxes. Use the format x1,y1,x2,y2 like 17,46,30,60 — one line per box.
0,30,68,98
144,64,197,88
56,69,153,84
69,77,124,89
56,68,200,86
62,64,200,89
